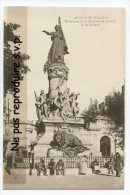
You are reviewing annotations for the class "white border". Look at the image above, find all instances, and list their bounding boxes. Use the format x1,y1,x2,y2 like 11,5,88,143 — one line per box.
0,0,129,7
0,1,4,194
0,0,130,195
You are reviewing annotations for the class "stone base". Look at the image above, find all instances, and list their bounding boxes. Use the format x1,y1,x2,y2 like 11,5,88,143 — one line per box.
34,144,50,157
41,116,84,132
34,117,85,157
26,168,92,176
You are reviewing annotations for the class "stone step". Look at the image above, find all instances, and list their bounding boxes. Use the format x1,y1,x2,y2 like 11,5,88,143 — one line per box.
26,168,93,176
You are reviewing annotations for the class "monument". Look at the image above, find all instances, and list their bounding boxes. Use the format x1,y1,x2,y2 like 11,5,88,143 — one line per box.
33,17,88,157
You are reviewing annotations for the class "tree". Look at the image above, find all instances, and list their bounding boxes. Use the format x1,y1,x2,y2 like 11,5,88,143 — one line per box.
82,98,99,128
82,86,124,150
4,22,30,96
104,90,124,127
104,87,124,150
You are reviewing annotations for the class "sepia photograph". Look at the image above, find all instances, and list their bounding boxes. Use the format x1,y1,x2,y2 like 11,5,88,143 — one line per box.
3,6,125,190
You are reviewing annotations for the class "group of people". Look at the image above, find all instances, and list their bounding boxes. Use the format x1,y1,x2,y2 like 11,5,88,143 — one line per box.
35,89,80,121
79,153,123,177
35,158,65,176
5,142,123,178
79,156,100,175
105,152,123,177
90,152,123,177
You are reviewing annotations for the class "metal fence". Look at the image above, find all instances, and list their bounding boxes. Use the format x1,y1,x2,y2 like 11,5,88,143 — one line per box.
14,156,110,169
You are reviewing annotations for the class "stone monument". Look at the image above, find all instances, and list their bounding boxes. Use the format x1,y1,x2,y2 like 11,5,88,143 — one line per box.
33,17,88,157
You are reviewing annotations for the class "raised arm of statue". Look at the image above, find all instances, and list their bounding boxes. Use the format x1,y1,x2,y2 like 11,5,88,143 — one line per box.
42,30,53,36
34,91,38,99
43,18,69,67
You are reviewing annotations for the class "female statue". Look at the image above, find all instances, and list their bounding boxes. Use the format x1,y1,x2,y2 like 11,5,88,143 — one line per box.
43,17,69,71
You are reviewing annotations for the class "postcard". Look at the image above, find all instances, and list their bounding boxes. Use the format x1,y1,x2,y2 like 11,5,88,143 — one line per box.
3,7,124,190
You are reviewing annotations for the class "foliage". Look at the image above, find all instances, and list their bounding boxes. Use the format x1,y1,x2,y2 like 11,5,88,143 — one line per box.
82,86,124,149
4,22,30,96
82,98,99,128
104,89,124,127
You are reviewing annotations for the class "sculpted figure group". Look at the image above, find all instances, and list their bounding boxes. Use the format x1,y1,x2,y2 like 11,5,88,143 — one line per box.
34,88,80,121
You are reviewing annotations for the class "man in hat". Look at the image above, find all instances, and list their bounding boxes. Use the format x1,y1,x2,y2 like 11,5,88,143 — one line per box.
48,159,55,175
35,158,47,176
107,156,114,175
114,152,122,177
28,145,34,175
56,159,65,175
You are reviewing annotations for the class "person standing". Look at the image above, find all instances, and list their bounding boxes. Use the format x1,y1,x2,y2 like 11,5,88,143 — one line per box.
56,159,65,175
28,145,34,175
79,155,87,175
48,159,55,175
5,141,13,175
91,160,95,173
114,152,122,177
107,156,114,174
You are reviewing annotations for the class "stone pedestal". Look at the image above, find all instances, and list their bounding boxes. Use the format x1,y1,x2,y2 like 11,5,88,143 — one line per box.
34,117,84,157
47,63,69,98
34,29,83,156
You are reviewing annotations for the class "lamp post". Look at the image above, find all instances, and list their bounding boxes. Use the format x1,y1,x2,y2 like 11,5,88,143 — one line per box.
90,152,93,159
114,138,117,155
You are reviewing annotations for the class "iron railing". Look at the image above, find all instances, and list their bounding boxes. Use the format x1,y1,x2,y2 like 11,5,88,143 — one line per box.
14,156,110,169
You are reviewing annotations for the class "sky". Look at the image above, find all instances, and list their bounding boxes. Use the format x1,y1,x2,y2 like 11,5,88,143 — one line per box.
5,7,124,121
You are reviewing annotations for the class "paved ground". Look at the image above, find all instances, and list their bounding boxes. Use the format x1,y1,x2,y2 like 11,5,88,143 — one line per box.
3,168,124,190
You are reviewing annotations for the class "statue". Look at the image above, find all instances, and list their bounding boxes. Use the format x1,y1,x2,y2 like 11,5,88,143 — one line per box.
43,17,69,72
35,89,80,121
35,90,50,119
34,18,80,122
73,102,79,119
39,90,48,117
70,92,80,119
59,96,68,121
34,91,42,120
49,96,60,117
50,130,89,157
